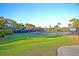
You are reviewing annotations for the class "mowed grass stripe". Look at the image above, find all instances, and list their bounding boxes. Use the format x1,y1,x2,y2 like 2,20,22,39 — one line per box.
0,37,70,52
0,34,63,46
0,34,72,55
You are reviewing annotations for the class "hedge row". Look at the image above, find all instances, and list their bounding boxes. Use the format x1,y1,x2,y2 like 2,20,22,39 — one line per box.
0,30,14,37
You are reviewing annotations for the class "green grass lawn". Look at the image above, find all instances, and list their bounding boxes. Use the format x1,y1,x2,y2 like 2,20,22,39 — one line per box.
0,33,76,56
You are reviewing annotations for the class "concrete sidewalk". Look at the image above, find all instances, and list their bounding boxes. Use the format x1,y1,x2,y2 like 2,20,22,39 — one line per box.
57,45,79,56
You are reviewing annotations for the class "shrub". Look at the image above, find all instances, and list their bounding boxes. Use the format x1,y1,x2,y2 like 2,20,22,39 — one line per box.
0,29,14,37
3,30,13,35
0,31,5,37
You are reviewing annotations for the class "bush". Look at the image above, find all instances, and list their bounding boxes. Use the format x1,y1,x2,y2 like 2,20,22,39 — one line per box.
0,29,14,37
3,30,13,35
0,31,5,37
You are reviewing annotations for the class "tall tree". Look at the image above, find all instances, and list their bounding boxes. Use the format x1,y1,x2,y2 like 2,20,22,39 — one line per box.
69,18,79,29
12,23,25,29
54,25,60,31
48,25,53,31
0,17,7,29
57,23,61,25
53,23,61,32
68,23,72,28
69,18,79,34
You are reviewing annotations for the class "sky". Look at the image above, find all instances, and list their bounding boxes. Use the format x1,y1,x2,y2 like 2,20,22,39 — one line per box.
0,3,79,27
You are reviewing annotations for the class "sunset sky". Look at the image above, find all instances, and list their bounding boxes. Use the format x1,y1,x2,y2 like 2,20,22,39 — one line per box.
0,3,79,27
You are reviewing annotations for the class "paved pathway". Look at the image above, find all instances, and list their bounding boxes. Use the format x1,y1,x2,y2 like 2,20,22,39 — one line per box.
57,45,79,56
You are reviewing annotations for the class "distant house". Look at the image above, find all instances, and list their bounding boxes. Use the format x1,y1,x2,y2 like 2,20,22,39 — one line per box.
4,19,16,29
25,23,35,30
70,28,77,34
70,28,77,32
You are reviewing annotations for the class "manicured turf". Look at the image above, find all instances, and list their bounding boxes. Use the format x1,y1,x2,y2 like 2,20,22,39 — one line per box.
0,33,78,56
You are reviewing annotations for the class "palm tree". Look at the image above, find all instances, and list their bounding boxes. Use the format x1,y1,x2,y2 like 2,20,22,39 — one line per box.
54,25,59,31
48,25,53,31
57,23,61,25
68,24,72,28
55,22,61,32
